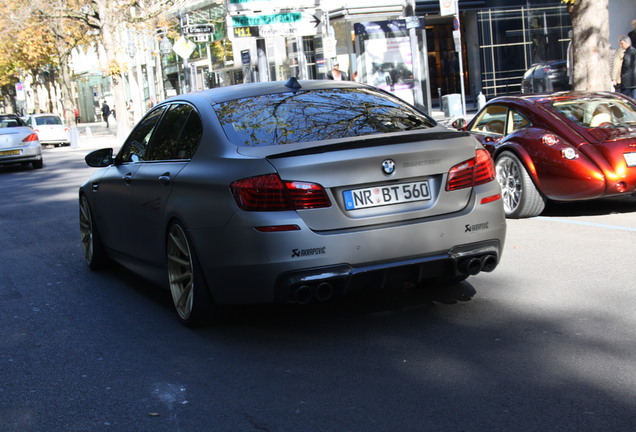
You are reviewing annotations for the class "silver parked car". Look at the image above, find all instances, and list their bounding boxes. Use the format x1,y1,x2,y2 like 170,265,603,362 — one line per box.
0,114,43,169
25,113,71,147
79,79,506,325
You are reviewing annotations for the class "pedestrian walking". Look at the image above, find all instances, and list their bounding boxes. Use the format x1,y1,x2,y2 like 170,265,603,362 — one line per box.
612,40,625,92
619,35,636,99
326,63,348,80
101,101,111,128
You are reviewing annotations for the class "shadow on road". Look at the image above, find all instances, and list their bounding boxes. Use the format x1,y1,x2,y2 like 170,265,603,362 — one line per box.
542,195,636,217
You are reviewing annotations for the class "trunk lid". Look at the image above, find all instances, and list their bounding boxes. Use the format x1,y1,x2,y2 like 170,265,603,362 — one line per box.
238,128,478,231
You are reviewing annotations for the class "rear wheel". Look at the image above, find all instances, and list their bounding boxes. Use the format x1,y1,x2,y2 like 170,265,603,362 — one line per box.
495,151,546,218
79,195,109,269
32,159,43,169
166,223,214,326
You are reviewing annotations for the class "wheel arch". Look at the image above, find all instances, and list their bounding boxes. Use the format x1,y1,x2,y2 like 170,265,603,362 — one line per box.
493,143,543,192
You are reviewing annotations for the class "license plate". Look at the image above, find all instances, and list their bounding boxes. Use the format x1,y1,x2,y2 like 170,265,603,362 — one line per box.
343,180,431,210
624,152,636,167
0,150,20,156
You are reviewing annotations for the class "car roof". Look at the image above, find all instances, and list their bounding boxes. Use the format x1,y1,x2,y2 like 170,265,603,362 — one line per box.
162,79,373,105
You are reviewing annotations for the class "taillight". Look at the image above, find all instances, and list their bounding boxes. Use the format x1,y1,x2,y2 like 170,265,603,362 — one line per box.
231,174,331,211
446,149,496,191
22,133,39,142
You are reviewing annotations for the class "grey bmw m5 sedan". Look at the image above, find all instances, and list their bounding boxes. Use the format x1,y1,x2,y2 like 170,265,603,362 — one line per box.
79,78,506,325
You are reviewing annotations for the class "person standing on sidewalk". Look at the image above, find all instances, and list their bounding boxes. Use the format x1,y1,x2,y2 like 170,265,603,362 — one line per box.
101,101,111,128
619,35,636,99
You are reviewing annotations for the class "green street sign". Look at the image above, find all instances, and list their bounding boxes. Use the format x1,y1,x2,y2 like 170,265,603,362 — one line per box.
230,13,301,27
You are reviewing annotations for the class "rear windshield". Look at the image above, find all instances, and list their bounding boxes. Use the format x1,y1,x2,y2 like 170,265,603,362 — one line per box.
551,98,636,128
214,88,436,146
35,116,63,126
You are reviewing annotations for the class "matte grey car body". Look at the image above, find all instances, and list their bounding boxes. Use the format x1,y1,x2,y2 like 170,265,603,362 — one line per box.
0,114,43,169
79,79,506,325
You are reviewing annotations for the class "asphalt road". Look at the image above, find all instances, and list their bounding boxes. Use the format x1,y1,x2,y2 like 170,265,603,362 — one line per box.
1,145,636,432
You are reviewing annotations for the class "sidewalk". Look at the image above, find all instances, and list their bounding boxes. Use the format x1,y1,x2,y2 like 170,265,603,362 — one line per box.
69,118,124,151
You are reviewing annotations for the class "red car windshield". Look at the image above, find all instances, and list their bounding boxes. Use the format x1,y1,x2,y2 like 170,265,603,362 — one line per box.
551,98,636,128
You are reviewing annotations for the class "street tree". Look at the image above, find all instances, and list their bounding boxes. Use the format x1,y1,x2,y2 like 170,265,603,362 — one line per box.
72,0,182,137
563,0,612,91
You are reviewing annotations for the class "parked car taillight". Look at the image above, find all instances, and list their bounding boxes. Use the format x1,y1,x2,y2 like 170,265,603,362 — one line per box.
231,174,331,211
446,149,496,190
22,133,39,142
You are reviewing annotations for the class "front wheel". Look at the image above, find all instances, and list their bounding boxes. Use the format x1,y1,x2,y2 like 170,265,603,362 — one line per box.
495,152,546,218
166,223,214,326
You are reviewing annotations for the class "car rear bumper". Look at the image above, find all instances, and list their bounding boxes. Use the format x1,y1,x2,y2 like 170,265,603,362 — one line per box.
274,240,502,304
0,145,43,165
189,186,506,304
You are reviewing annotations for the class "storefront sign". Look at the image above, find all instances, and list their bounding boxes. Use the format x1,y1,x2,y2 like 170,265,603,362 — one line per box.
439,0,457,17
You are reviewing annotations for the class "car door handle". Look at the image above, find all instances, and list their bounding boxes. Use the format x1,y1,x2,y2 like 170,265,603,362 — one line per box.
122,173,133,184
158,173,171,186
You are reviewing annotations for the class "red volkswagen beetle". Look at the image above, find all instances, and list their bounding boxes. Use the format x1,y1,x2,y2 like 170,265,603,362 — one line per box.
460,92,636,218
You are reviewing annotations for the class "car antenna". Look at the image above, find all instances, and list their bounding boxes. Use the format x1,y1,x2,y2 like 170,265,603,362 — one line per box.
285,77,302,90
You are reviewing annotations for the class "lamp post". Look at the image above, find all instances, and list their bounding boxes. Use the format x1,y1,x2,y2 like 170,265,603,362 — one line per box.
151,28,173,103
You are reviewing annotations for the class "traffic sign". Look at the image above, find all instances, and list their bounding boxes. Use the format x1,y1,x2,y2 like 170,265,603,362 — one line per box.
184,24,214,35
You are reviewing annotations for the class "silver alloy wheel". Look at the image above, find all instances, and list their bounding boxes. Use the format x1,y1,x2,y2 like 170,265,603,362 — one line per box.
167,224,195,321
496,154,522,215
79,196,94,264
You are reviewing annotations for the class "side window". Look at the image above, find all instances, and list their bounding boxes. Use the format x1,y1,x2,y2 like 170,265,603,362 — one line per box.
509,110,531,133
118,106,167,163
470,105,507,136
146,104,202,161
177,109,203,159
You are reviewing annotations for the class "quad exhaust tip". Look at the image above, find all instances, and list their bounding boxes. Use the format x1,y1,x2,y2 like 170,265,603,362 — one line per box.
459,254,498,276
292,282,335,304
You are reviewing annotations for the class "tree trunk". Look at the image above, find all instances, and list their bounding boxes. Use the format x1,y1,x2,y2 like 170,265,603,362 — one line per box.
96,0,132,140
568,0,611,91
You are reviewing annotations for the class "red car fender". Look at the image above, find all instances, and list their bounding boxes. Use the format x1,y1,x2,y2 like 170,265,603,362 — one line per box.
493,142,541,186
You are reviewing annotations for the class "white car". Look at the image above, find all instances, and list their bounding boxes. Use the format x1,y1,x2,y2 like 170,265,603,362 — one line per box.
25,114,71,147
0,114,43,169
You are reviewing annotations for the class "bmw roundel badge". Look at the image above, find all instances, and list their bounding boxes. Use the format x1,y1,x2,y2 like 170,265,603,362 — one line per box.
382,159,396,175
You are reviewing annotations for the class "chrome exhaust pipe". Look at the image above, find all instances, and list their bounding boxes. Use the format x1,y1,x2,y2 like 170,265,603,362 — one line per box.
459,258,483,275
481,255,498,272
293,285,313,304
314,282,334,302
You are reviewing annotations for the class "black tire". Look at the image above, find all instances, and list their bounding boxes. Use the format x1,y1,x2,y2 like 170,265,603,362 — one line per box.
79,195,109,269
495,151,546,218
32,159,43,169
166,222,214,326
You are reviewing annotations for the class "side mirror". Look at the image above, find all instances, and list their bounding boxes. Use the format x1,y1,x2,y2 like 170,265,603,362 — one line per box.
451,118,466,130
85,148,114,167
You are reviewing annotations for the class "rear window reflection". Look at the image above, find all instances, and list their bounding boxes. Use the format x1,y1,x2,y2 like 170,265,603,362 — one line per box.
214,88,436,146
